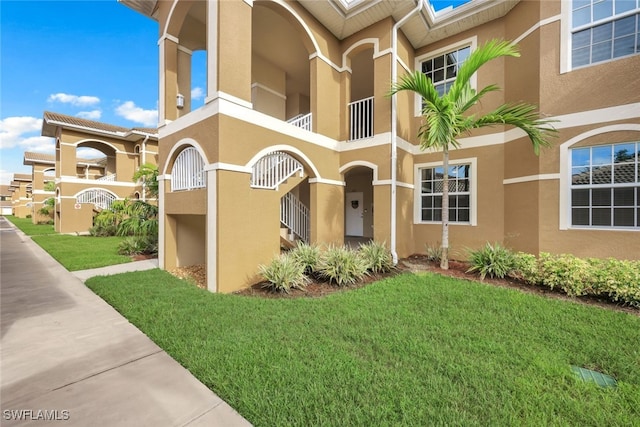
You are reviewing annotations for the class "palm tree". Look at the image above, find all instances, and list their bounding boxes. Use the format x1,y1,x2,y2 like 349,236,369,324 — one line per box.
390,39,557,270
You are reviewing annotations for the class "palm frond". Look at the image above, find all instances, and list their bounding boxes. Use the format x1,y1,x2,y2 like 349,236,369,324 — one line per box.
448,39,519,102
471,103,558,154
390,71,441,106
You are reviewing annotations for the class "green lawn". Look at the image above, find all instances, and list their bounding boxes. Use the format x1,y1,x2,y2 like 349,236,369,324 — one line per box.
4,215,55,235
87,270,640,426
32,234,131,271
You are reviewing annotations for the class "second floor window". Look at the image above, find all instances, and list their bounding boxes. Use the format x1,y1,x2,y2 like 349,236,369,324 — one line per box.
420,46,471,96
572,0,640,67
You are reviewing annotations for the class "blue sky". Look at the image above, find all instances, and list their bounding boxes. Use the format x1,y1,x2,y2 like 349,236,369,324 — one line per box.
0,0,468,185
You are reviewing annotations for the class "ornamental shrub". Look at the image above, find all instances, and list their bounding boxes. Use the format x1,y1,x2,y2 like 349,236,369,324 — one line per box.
467,242,515,280
318,245,368,287
509,252,640,307
288,241,321,276
259,253,309,293
359,241,394,274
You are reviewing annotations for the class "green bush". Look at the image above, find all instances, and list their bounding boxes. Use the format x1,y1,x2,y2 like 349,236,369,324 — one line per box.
359,241,394,274
424,242,443,264
289,241,321,276
509,252,640,307
89,224,118,237
118,235,158,256
259,253,309,293
511,252,540,284
467,242,515,280
318,245,368,287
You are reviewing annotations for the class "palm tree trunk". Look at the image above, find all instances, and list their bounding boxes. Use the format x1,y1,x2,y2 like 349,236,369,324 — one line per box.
440,145,449,270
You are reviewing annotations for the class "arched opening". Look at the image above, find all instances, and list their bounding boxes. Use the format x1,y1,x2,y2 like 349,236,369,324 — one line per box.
75,141,115,181
252,2,312,128
170,146,206,192
343,165,375,246
43,168,56,192
348,47,375,141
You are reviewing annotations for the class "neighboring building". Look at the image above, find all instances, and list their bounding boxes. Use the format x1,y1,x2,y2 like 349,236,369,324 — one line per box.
23,152,56,224
122,0,640,293
41,112,159,234
0,185,13,216
9,174,33,218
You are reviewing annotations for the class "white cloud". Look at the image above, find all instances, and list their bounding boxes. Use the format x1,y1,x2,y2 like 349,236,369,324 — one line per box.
76,110,102,120
0,116,46,149
115,101,158,127
191,87,204,100
48,92,101,107
0,170,15,186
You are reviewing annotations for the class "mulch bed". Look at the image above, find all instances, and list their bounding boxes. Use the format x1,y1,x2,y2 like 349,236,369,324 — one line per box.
166,255,638,316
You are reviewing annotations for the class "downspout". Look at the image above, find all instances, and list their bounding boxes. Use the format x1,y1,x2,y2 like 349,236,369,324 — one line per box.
391,0,422,264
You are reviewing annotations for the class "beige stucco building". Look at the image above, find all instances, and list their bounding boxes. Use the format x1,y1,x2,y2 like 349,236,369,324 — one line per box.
23,152,56,224
123,0,640,293
9,174,33,218
40,112,159,234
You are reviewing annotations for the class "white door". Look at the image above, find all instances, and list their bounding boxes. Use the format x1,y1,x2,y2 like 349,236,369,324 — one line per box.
345,192,364,236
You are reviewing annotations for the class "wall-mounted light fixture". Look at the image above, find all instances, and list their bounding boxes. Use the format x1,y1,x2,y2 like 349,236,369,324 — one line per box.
176,94,185,109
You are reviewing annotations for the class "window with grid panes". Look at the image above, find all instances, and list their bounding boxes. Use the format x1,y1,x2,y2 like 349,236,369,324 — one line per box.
420,46,471,96
571,142,640,227
572,0,640,67
419,164,471,223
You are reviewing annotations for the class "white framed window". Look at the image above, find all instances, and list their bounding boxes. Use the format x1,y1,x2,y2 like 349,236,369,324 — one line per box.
414,37,477,116
571,0,640,68
570,141,639,228
414,158,477,225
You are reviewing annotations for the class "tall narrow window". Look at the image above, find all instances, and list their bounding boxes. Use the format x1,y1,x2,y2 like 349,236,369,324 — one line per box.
570,142,640,227
571,0,640,67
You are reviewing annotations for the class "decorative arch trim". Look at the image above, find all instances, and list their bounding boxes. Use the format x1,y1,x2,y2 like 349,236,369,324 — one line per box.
245,144,320,179
339,161,379,182
74,138,121,153
162,138,209,175
73,187,119,199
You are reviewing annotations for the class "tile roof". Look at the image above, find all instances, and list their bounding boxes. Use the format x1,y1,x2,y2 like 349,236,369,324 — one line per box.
23,151,56,164
44,111,130,133
0,185,10,195
42,111,158,139
13,173,32,182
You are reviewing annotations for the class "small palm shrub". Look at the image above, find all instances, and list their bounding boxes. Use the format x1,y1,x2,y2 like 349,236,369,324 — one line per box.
259,254,309,293
359,241,394,274
118,235,158,255
467,242,515,280
318,245,368,287
89,224,117,237
424,243,443,264
289,241,321,276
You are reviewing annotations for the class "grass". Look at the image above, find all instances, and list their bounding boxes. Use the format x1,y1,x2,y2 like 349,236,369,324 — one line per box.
4,215,55,235
32,234,131,271
87,270,640,426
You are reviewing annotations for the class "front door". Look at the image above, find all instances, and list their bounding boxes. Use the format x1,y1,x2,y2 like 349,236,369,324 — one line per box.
345,192,363,236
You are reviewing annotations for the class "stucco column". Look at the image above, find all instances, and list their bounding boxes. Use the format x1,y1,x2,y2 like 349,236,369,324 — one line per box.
373,53,392,135
309,181,344,245
215,0,252,103
159,36,179,122
177,46,193,116
310,57,341,140
157,176,167,269
206,167,217,293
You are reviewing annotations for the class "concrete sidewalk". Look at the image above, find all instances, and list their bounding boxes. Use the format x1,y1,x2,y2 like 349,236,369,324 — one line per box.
0,217,251,426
